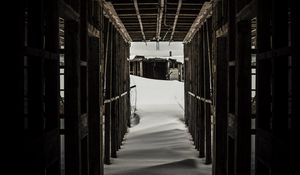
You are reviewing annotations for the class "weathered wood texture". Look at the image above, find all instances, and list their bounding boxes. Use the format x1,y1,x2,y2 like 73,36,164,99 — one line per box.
24,0,60,174
184,16,213,165
256,0,297,174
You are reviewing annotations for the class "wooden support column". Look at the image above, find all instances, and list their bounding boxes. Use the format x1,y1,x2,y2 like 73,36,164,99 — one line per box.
80,1,89,174
104,20,111,165
235,20,251,175
291,1,299,174
65,20,81,175
271,0,288,136
256,0,272,174
88,36,101,175
99,5,104,174
26,1,45,174
27,0,44,134
199,29,205,158
291,0,299,137
271,1,289,174
204,20,212,164
184,44,189,125
10,1,24,174
190,37,195,146
194,33,199,151
213,37,228,175
111,27,117,158
127,43,131,128
44,0,60,174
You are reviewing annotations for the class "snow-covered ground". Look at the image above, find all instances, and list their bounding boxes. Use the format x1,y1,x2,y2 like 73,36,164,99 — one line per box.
104,75,212,175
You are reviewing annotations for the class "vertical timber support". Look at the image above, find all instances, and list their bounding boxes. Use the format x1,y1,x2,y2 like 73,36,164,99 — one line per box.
235,20,251,175
104,20,111,165
65,20,81,175
88,36,101,175
44,0,60,174
111,26,117,158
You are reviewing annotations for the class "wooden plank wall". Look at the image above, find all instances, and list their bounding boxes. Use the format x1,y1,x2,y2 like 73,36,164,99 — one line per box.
256,0,298,174
211,0,253,175
24,0,61,174
210,0,298,175
103,14,131,165
184,16,213,165
23,0,130,175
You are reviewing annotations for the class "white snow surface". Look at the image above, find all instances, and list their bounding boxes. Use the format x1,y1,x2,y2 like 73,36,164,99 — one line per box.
104,75,212,175
130,75,184,107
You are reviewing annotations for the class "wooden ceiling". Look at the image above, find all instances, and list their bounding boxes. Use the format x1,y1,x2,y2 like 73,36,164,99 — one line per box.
109,0,208,42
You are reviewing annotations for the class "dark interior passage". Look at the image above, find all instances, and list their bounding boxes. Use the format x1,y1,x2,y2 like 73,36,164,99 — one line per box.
13,0,299,175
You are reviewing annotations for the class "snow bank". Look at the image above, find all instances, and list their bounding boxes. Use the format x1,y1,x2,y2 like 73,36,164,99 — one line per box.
130,75,184,108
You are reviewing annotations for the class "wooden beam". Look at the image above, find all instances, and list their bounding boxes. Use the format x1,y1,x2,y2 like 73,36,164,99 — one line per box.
59,0,80,21
183,2,212,43
156,0,164,41
169,0,182,42
236,0,257,22
133,0,147,43
103,1,132,42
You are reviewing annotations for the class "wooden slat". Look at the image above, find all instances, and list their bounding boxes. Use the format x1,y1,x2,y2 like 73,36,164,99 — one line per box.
256,47,291,60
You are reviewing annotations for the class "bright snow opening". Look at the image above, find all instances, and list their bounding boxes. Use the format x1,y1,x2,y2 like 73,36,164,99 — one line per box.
104,75,212,175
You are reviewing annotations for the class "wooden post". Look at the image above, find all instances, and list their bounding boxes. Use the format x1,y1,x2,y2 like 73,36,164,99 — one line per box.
111,27,117,158
204,21,212,164
256,0,272,174
104,20,111,165
44,0,60,174
88,36,101,175
213,37,228,175
11,1,24,174
27,0,44,134
80,1,89,174
291,1,299,174
65,20,81,175
26,1,45,174
99,4,104,174
199,28,205,158
235,20,251,175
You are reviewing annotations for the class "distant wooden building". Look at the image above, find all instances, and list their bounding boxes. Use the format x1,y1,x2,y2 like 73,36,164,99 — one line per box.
130,56,183,81
143,58,169,80
129,55,144,76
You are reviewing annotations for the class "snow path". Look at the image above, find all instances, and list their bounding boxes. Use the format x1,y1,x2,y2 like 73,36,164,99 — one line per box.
104,76,212,175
